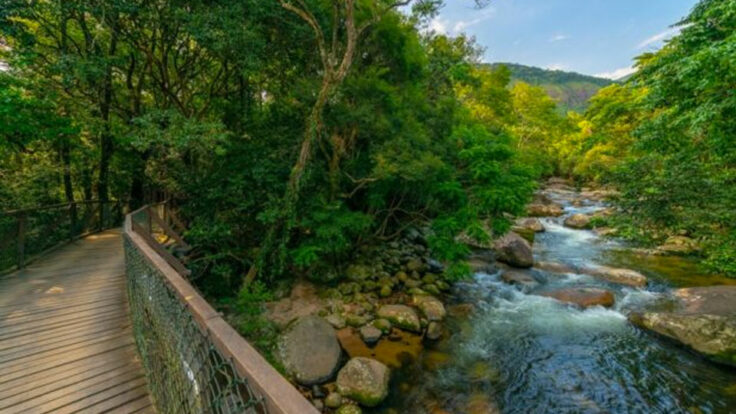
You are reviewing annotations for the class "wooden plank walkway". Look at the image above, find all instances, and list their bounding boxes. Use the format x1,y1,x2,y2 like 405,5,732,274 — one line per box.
0,229,155,414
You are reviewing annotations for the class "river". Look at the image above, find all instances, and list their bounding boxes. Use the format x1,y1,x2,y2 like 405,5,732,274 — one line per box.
376,185,736,413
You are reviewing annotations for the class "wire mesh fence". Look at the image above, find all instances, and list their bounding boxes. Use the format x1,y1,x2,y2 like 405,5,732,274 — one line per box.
123,207,269,414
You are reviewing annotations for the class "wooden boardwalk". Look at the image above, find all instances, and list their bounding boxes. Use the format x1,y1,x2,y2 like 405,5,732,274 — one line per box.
0,230,154,414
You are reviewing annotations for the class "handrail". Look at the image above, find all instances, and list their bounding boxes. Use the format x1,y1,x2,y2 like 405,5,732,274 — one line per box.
0,199,123,274
123,204,318,414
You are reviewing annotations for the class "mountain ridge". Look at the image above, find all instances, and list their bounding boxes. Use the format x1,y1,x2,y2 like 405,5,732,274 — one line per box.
487,62,615,113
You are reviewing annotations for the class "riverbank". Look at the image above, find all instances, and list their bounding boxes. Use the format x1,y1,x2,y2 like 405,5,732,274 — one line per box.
263,177,736,413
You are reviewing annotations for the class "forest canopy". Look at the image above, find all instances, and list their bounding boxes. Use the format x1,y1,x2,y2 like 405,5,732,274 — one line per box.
1,0,734,306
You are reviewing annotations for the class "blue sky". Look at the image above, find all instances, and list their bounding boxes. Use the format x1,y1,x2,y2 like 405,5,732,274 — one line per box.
427,0,698,79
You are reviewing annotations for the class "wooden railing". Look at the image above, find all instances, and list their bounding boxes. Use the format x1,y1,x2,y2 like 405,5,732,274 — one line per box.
123,204,318,414
0,200,123,274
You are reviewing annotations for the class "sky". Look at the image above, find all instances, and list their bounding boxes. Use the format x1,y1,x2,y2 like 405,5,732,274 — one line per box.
428,0,699,79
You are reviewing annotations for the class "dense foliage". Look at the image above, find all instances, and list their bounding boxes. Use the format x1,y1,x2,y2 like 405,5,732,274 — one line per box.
559,0,736,276
0,1,550,301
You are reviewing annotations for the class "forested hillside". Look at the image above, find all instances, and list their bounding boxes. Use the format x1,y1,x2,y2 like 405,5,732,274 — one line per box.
491,62,614,113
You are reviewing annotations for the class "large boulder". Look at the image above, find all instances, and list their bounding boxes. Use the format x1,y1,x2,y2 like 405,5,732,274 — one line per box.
376,305,421,332
630,286,736,366
539,288,615,308
631,313,736,366
277,316,342,385
582,265,647,287
493,232,534,268
336,357,391,407
563,213,591,229
411,295,446,321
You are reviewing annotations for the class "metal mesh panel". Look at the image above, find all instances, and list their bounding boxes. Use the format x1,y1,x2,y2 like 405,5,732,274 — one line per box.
123,235,268,414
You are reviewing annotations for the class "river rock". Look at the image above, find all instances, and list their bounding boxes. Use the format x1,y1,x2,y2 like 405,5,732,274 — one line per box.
325,392,342,408
515,217,545,232
657,236,700,255
325,314,347,329
376,305,421,332
372,318,392,334
510,226,535,244
501,270,540,290
359,325,383,345
583,265,647,287
526,203,564,217
493,232,534,268
539,288,615,308
336,405,362,414
426,321,442,340
412,295,446,321
535,261,578,274
346,264,372,281
564,213,591,229
278,315,341,385
336,357,390,407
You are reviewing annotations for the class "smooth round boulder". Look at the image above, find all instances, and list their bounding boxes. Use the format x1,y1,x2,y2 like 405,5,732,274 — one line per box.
494,232,534,268
376,305,421,332
277,316,341,385
539,288,615,308
359,325,383,345
336,357,390,407
564,213,591,229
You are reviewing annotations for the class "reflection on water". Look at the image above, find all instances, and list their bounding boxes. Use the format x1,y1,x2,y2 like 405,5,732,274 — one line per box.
373,191,736,413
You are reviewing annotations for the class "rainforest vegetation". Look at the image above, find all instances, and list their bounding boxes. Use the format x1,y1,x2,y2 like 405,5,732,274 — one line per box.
0,0,734,309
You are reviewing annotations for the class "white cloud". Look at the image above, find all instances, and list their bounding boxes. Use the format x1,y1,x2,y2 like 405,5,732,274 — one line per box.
426,7,496,36
548,34,570,42
427,17,448,34
637,26,682,50
595,66,637,80
452,7,497,33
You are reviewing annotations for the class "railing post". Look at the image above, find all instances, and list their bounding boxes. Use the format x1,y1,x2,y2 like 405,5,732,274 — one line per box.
69,202,78,241
17,214,25,269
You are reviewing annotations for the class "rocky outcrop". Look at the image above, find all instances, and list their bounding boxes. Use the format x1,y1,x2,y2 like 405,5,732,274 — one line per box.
563,213,591,229
539,287,615,308
376,305,421,333
336,357,391,407
493,232,534,268
630,286,736,366
631,313,736,366
278,316,342,385
583,265,647,287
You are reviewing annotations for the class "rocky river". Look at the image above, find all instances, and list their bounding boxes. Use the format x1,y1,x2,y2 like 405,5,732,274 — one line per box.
374,180,736,413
